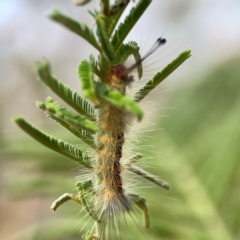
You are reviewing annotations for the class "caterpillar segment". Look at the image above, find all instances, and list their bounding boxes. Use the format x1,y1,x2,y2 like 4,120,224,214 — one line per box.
95,63,133,237
94,38,168,237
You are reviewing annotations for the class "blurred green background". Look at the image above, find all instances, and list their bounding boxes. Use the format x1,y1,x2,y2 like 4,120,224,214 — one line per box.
1,0,240,239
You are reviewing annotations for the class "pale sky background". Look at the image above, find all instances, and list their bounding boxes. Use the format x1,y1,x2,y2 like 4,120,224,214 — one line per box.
1,0,240,131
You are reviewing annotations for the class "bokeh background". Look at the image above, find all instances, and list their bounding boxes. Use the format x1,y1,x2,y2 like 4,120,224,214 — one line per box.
1,0,240,239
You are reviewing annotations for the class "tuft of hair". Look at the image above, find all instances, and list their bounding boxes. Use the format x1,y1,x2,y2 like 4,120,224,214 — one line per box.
80,37,168,239
92,60,136,239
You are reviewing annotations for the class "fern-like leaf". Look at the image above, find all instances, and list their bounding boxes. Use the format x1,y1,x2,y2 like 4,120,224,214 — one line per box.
129,165,170,190
49,10,101,51
37,104,96,148
37,97,98,134
115,41,142,79
95,82,143,120
78,60,97,102
111,0,151,52
96,14,115,62
89,54,101,78
13,117,93,169
108,0,131,35
40,106,95,148
134,50,192,102
35,60,96,121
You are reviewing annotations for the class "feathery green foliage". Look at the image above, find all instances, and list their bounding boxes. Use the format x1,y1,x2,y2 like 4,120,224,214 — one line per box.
134,50,191,102
115,41,142,79
129,165,170,190
37,98,96,148
111,0,151,51
108,0,130,35
9,60,240,240
78,60,97,102
13,117,92,169
49,10,101,51
96,14,115,62
129,193,150,228
95,81,143,120
36,60,96,121
76,180,99,222
12,0,191,239
37,97,98,133
89,54,101,78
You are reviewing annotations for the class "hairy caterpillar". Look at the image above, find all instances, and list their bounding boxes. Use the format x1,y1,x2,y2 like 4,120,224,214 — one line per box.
94,38,167,239
14,1,190,239
49,38,170,240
